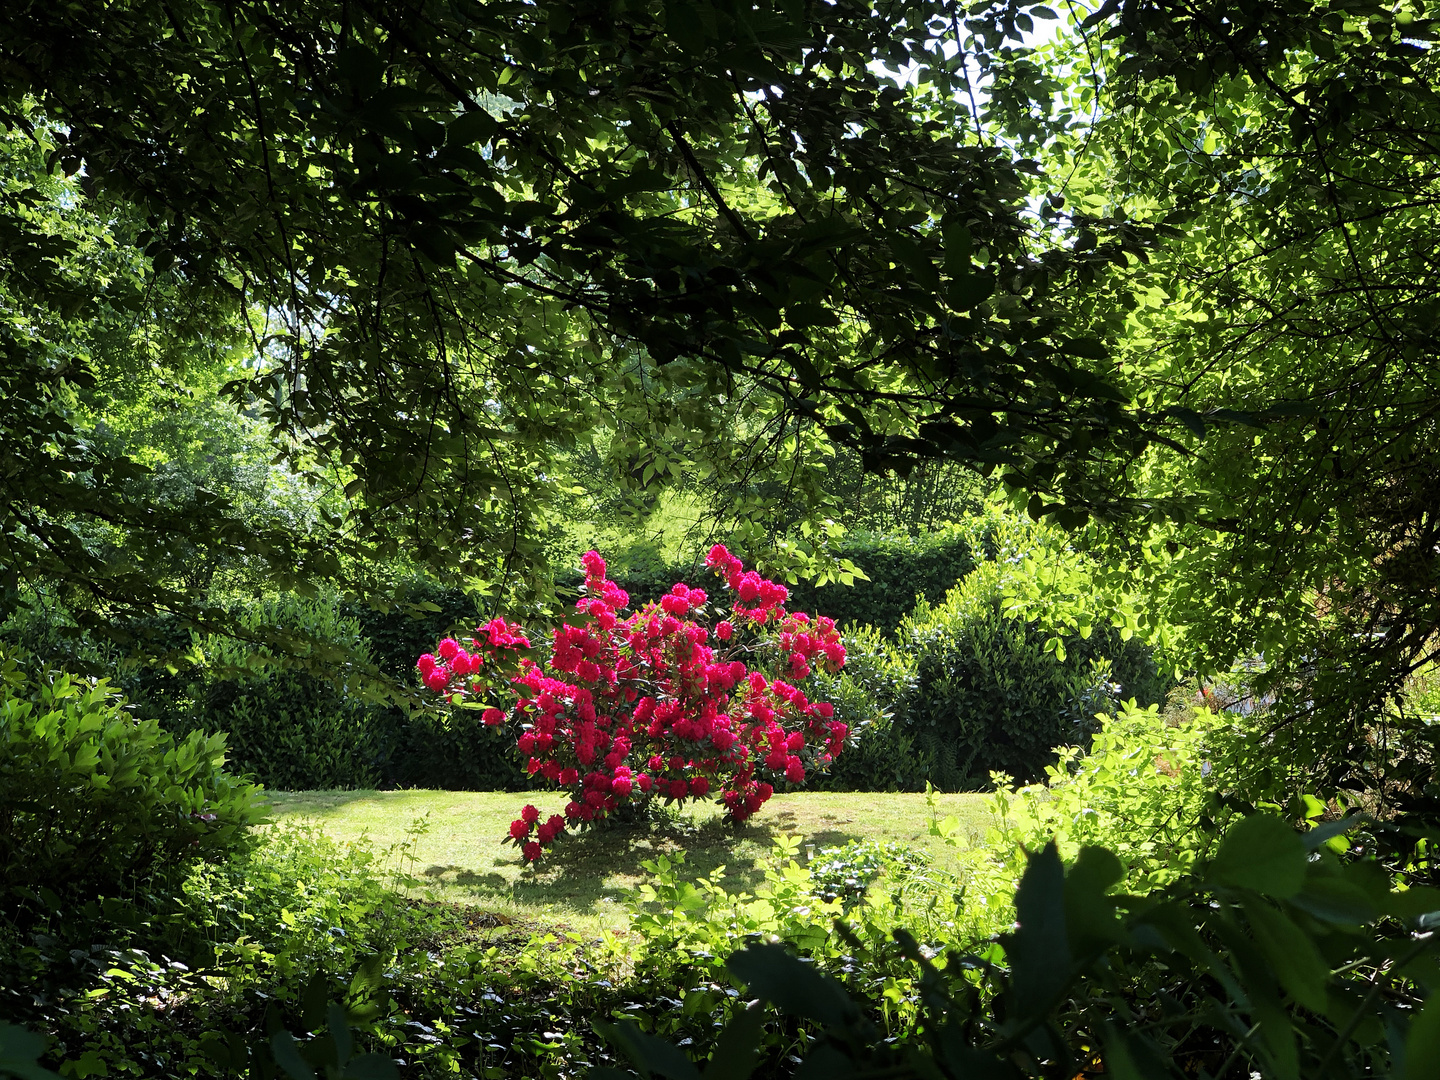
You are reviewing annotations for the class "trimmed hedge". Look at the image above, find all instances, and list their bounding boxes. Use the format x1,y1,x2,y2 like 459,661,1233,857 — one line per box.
110,591,527,792
556,526,992,633
345,581,528,791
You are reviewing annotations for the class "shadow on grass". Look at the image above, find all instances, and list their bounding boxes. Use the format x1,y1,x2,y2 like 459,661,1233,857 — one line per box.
429,810,866,914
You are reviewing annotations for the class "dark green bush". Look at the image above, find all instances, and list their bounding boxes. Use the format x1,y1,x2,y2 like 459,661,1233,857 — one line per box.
0,649,261,901
178,597,403,790
113,590,523,792
808,626,935,792
899,562,1134,788
344,579,482,684
345,582,530,789
388,707,529,791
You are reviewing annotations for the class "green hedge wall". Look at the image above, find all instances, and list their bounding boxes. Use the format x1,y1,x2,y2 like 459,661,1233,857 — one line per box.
12,516,1170,793
110,592,528,792
555,527,991,632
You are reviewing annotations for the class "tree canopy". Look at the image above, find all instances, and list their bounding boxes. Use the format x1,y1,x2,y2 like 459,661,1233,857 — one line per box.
4,0,1440,762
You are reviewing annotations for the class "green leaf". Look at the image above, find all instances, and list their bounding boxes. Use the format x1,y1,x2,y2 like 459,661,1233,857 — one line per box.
946,271,995,312
596,1020,701,1080
446,109,498,147
1291,874,1379,925
1405,993,1440,1080
943,220,973,275
726,944,856,1028
1167,406,1206,439
0,1024,61,1080
1387,886,1440,922
1301,815,1366,850
1099,1025,1169,1080
702,1002,765,1080
889,235,940,291
301,970,330,1032
1207,814,1306,897
271,1032,319,1080
665,0,708,53
1061,336,1109,361
1009,842,1071,1020
1242,899,1329,1013
344,1055,401,1080
1064,845,1124,949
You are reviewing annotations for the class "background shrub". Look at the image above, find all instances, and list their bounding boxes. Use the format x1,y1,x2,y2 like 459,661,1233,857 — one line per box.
808,625,934,792
173,596,403,790
388,707,528,790
557,523,994,634
898,561,1161,788
0,649,261,901
346,580,528,790
783,528,989,630
96,589,526,792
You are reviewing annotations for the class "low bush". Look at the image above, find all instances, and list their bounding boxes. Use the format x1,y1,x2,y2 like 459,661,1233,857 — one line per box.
782,526,989,631
115,593,524,792
0,821,467,1079
987,700,1248,891
898,561,1123,787
168,596,403,790
387,708,529,791
0,648,261,904
807,625,933,792
606,811,1440,1080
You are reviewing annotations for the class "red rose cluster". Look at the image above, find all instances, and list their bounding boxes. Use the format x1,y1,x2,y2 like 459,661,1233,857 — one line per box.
417,547,849,862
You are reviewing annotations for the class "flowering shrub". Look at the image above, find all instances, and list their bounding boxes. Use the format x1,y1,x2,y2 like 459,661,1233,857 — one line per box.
417,547,848,861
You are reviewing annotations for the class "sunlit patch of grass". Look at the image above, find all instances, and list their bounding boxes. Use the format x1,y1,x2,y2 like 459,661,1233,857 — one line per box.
260,790,994,933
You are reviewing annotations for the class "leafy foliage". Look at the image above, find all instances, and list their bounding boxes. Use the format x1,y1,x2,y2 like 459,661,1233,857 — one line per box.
182,597,400,791
987,700,1249,893
0,0,1171,636
806,624,930,792
0,649,261,904
603,814,1440,1080
899,556,1164,787
565,524,985,641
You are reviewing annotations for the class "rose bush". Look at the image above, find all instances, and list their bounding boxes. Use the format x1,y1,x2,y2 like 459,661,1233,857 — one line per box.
417,547,849,861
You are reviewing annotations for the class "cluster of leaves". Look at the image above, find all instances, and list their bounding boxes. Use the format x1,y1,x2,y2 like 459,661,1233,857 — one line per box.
604,813,1440,1080
982,701,1248,894
1000,0,1440,794
2,814,650,1080
0,0,1179,636
561,521,990,641
0,647,261,903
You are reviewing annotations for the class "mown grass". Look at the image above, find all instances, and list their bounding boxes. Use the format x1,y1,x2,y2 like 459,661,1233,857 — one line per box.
261,790,995,933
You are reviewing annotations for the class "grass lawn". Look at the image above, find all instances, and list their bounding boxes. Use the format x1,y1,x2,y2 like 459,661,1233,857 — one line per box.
262,790,996,933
